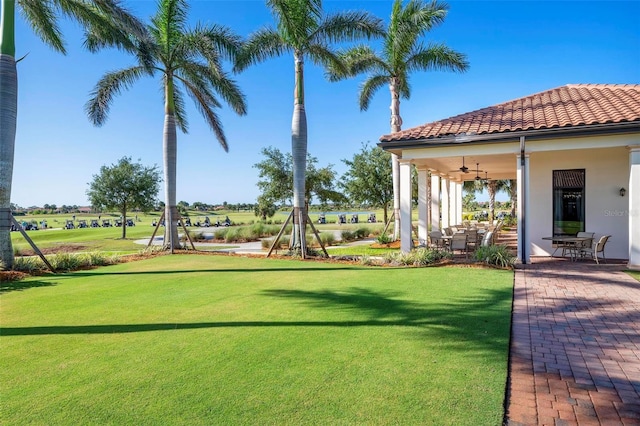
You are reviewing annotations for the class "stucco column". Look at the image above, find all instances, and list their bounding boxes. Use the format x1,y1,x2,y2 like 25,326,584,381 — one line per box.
456,182,463,225
449,180,458,226
629,147,640,269
400,160,413,252
441,177,450,229
431,174,440,232
517,154,530,264
417,167,428,245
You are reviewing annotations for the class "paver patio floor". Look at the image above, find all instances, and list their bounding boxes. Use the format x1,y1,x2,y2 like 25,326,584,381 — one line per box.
506,258,640,425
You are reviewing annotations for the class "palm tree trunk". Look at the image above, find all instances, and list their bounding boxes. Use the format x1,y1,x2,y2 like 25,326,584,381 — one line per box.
163,113,180,251
389,78,402,240
509,179,517,218
0,1,17,269
291,51,307,253
488,180,497,222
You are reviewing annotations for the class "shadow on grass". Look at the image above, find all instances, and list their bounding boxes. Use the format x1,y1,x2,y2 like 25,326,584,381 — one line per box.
0,280,56,295
2,286,513,358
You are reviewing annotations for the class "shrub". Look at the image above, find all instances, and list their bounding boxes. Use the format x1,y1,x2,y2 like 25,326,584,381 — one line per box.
49,253,83,271
341,230,356,242
319,232,335,247
354,227,370,239
13,257,44,273
213,228,228,240
384,248,452,266
80,251,119,267
376,233,393,244
473,245,516,268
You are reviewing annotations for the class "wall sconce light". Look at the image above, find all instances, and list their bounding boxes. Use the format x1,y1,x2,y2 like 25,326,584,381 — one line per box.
620,188,626,197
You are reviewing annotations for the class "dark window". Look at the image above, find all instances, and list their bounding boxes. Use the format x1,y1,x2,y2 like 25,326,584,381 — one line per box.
552,169,585,237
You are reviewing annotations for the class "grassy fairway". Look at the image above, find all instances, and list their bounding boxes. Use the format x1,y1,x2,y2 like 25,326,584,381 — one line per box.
1,256,513,425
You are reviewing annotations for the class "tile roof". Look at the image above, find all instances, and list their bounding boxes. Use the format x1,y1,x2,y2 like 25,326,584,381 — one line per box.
380,84,640,142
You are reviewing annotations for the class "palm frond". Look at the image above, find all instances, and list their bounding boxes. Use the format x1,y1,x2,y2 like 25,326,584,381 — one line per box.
178,61,247,115
86,66,148,126
19,0,66,53
306,43,346,75
312,10,384,45
151,0,188,49
234,27,288,72
180,78,228,152
406,42,469,74
194,24,243,63
326,45,387,81
359,74,388,111
267,0,321,47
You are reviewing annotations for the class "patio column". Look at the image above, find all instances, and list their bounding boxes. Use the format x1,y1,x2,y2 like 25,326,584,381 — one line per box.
417,167,428,245
431,174,440,232
441,177,450,229
517,153,530,264
456,182,463,225
400,160,413,252
629,147,640,269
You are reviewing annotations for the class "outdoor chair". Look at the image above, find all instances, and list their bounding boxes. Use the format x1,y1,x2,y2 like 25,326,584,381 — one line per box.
565,231,594,259
480,231,494,247
450,233,468,259
464,229,479,250
429,230,447,249
579,235,611,264
443,227,453,236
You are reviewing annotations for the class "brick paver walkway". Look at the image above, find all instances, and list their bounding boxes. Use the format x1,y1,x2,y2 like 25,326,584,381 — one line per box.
506,259,640,425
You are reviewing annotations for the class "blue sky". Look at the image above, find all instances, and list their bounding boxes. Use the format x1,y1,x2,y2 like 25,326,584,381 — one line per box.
12,0,640,208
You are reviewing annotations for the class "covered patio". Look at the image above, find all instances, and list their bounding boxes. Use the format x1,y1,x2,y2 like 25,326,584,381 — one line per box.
379,84,640,268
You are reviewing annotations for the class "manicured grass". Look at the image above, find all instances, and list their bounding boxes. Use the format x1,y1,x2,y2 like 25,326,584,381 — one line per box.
1,255,513,425
328,244,399,257
627,270,640,282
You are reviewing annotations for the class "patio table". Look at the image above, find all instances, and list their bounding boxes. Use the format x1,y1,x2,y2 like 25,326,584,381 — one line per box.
542,236,591,261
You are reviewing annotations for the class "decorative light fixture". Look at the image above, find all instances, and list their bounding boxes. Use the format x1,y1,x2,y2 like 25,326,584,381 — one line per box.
620,187,626,197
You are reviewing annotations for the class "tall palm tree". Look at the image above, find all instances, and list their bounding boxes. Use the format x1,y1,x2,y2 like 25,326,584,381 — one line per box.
86,0,247,251
235,0,382,255
328,0,468,240
0,0,145,269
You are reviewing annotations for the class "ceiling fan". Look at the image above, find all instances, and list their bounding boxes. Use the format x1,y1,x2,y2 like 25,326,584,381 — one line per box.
449,156,470,173
474,163,485,180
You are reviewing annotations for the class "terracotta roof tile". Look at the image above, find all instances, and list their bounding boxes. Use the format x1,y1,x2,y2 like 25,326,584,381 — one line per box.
380,84,640,142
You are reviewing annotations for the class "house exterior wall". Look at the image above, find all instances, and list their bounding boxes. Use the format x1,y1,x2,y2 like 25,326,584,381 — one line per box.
529,146,630,260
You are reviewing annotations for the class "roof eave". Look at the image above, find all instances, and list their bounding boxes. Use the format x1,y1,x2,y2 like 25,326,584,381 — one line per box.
377,121,640,151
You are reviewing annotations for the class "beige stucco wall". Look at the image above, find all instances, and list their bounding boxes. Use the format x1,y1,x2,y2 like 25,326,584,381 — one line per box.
529,146,630,260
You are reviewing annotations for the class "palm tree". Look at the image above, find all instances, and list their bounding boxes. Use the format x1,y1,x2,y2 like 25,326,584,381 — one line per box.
86,0,247,251
235,0,382,255
328,0,468,240
0,0,145,269
486,179,509,222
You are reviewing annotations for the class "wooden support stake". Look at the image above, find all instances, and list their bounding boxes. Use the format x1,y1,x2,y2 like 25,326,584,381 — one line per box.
11,215,54,272
267,210,293,258
147,211,165,248
306,213,329,258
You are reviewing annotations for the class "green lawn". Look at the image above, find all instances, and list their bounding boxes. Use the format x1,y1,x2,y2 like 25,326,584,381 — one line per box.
1,255,513,425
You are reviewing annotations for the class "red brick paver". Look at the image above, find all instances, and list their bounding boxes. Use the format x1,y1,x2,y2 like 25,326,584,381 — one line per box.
506,259,640,425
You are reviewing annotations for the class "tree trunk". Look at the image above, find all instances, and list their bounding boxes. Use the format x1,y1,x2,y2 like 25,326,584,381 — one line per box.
290,51,307,253
121,204,127,239
389,78,402,240
0,0,17,269
163,113,180,251
509,179,517,218
488,180,497,222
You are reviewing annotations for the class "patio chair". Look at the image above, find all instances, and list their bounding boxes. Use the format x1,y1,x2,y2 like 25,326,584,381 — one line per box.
429,230,447,249
450,233,468,259
566,231,594,259
480,231,494,247
464,229,479,250
443,227,453,236
579,235,611,264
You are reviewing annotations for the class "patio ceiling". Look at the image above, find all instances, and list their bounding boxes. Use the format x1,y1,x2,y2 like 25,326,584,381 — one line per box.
412,153,517,182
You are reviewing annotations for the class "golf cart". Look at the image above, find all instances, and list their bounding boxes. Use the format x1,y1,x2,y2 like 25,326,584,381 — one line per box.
64,220,75,229
90,219,100,228
77,219,88,228
102,219,112,227
367,213,377,223
318,214,326,224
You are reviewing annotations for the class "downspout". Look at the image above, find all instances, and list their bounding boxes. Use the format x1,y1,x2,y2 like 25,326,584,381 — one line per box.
520,136,527,264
